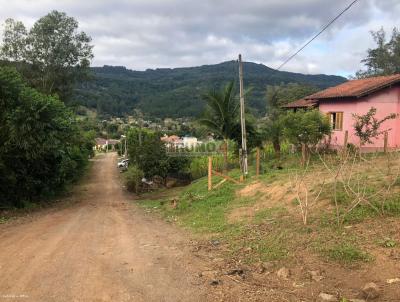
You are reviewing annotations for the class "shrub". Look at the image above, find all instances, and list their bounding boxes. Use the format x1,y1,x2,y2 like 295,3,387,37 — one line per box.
0,67,93,208
282,109,331,148
124,165,144,193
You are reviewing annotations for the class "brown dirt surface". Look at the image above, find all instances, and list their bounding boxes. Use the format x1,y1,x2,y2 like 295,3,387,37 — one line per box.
0,153,214,302
228,181,296,223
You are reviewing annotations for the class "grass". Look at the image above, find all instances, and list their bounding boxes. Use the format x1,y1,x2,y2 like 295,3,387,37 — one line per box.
140,171,239,233
324,243,372,263
137,151,400,266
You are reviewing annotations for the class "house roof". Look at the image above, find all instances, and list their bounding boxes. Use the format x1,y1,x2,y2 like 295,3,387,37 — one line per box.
305,74,400,100
95,138,107,145
281,99,318,109
95,138,120,145
283,74,400,109
161,135,181,143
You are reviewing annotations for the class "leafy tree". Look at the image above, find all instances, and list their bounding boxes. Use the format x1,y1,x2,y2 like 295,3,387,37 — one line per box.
264,83,318,155
199,81,239,170
0,10,93,101
356,27,400,78
1,19,27,61
282,110,331,150
0,67,93,208
353,107,397,146
126,128,189,180
231,113,263,151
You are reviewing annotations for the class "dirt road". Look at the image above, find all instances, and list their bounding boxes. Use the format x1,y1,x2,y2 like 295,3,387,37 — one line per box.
0,153,211,302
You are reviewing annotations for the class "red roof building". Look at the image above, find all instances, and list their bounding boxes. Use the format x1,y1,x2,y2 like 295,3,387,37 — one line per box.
284,75,400,150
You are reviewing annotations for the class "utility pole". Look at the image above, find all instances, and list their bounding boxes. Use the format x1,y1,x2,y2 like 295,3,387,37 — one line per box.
238,54,248,175
124,136,128,158
121,135,127,158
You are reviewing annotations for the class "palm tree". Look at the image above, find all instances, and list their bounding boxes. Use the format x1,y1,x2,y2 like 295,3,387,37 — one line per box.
200,81,239,171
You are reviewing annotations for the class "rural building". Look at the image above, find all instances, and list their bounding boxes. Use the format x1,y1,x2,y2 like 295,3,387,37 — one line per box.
94,138,120,151
284,74,400,150
182,137,198,149
161,135,183,149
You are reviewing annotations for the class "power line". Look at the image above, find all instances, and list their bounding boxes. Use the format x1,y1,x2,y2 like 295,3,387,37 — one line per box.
276,0,360,71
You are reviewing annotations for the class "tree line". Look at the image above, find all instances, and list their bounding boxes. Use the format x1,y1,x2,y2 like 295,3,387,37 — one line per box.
0,11,95,208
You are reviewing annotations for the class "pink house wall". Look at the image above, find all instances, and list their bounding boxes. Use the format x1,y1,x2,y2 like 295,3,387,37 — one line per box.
318,86,400,149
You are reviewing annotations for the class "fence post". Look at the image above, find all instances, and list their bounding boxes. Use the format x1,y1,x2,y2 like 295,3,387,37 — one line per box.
342,130,348,158
256,147,260,177
301,143,306,166
384,131,388,153
343,130,348,149
208,156,212,191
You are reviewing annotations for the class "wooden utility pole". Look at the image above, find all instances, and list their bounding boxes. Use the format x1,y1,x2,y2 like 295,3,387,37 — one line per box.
238,54,248,176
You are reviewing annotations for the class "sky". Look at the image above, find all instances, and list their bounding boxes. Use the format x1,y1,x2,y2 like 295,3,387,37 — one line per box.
0,0,399,77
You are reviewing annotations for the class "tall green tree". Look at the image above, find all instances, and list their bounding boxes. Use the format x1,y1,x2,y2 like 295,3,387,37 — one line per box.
0,67,93,208
0,10,93,101
264,83,318,155
1,18,27,61
199,81,239,170
356,27,400,78
126,128,189,179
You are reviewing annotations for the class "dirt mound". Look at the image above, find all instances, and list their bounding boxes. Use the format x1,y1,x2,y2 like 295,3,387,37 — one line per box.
228,181,295,223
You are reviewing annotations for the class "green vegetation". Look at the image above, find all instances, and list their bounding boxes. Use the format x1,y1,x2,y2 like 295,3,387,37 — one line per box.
356,27,400,78
262,83,320,155
282,110,331,148
124,165,144,193
126,127,190,183
0,67,94,208
353,107,397,146
324,243,371,263
0,10,95,209
138,147,400,265
200,81,242,170
72,62,346,118
140,175,237,233
0,11,93,102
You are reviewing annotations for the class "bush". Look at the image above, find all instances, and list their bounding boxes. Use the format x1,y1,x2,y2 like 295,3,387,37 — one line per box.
124,165,144,193
0,67,93,208
282,109,331,148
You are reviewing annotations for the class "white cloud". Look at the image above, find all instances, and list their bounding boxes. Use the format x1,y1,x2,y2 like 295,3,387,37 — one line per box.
0,0,398,75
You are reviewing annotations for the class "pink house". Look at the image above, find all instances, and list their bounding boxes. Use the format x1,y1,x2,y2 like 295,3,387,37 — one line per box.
284,75,400,150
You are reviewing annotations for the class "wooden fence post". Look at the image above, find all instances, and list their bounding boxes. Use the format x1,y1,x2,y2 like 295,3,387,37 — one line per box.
301,143,306,166
208,156,212,191
342,130,348,158
343,130,348,149
256,147,260,177
384,131,388,153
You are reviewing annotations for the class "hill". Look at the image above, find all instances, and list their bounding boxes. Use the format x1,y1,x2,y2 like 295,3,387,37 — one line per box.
73,61,347,118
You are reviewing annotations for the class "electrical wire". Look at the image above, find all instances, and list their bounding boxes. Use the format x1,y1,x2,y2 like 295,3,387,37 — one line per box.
276,0,360,71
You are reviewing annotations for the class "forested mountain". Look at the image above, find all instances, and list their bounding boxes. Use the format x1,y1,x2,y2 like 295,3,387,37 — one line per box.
73,61,347,118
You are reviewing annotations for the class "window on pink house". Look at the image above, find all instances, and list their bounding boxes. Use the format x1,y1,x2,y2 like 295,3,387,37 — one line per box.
328,112,343,131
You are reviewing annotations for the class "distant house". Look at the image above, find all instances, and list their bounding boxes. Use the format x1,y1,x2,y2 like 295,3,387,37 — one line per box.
161,135,183,149
182,137,198,149
161,135,201,150
95,138,120,151
284,74,400,150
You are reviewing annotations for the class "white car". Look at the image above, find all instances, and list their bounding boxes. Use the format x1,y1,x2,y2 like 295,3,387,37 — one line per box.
117,159,129,168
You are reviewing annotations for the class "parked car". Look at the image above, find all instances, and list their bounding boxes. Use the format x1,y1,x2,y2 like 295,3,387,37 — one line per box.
117,159,129,168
